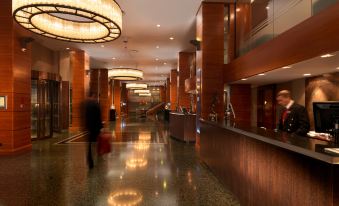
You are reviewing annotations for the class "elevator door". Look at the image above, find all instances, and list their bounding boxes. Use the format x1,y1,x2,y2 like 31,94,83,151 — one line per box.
31,80,59,139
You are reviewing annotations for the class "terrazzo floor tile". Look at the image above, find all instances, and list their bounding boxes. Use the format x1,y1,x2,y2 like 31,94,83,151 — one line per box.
0,118,239,206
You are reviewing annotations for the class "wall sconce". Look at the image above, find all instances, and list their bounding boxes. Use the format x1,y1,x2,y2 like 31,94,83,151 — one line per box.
19,37,34,52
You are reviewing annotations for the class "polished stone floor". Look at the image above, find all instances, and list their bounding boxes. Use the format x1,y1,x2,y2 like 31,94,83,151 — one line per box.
0,118,239,206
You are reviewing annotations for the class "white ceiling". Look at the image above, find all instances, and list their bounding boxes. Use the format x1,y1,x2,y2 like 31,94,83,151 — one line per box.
31,0,202,84
232,51,339,86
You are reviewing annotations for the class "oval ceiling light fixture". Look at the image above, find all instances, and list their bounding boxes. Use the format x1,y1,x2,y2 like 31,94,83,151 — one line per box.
12,0,122,43
126,83,148,90
139,93,152,97
109,68,143,81
134,90,150,94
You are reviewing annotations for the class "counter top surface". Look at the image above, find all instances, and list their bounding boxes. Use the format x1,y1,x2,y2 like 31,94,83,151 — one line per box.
200,119,339,164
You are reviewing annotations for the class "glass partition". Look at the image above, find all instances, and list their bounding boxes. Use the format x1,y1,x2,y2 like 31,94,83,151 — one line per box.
234,0,338,57
312,0,338,14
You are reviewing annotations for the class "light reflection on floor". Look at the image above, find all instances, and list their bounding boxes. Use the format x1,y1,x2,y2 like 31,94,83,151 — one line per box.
0,118,239,206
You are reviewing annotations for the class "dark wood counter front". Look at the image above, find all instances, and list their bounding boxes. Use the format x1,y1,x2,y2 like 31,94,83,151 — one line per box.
170,113,196,142
200,119,339,206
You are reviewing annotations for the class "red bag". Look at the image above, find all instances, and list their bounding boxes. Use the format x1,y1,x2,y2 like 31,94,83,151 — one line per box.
97,132,112,156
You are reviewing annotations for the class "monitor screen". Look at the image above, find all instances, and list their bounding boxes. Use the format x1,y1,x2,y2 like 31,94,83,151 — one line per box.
313,102,339,133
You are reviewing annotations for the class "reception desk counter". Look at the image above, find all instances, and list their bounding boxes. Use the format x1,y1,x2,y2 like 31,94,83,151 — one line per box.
169,112,196,142
200,119,339,206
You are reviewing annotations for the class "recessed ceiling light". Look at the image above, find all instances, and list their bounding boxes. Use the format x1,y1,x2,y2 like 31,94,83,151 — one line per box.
336,67,339,70
156,24,161,28
66,47,70,50
169,37,174,40
236,8,241,12
241,78,247,81
266,6,270,10
321,53,335,58
303,73,311,76
156,46,160,49
163,62,167,65
258,73,265,76
251,0,255,3
282,66,292,69
112,57,116,60
156,58,159,61
101,45,105,48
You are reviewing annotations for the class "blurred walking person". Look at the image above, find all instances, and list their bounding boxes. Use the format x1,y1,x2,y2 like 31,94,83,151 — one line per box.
84,93,103,169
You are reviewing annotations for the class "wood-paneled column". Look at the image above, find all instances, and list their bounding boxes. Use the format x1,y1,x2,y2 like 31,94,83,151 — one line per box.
166,78,170,103
160,86,166,102
70,50,88,130
170,69,178,111
90,68,109,123
178,52,193,109
113,80,121,118
0,0,32,154
121,83,128,116
196,2,225,121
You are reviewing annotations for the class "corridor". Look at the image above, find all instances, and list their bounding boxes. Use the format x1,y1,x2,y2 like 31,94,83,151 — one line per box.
0,118,239,206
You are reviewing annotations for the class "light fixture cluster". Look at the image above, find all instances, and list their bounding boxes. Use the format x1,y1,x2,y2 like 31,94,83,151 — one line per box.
134,90,150,94
13,0,122,43
126,83,148,90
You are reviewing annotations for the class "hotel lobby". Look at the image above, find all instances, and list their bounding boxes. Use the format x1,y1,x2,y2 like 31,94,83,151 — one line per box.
0,0,339,205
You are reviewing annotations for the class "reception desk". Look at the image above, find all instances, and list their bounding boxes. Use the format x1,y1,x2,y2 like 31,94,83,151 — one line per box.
200,119,339,206
169,112,196,142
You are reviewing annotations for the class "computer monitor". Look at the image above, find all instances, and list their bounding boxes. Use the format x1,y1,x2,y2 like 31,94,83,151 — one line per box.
313,102,339,134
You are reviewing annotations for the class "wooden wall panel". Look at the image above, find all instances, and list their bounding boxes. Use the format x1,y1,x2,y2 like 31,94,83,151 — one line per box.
170,69,178,110
0,0,32,154
121,83,128,116
70,50,86,130
178,52,193,109
99,69,109,122
230,84,251,124
197,2,225,120
113,80,121,118
305,73,339,130
224,2,339,83
90,69,109,122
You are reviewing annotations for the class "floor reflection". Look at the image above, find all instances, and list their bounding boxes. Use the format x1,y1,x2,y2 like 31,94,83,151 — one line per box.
0,118,239,206
108,189,143,206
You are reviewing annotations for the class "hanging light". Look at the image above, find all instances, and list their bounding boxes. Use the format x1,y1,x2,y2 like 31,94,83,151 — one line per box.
12,0,122,43
126,83,148,90
139,93,151,97
109,68,143,81
134,90,150,94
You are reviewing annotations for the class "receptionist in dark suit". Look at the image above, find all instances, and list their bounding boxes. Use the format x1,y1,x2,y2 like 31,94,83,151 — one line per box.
276,90,310,136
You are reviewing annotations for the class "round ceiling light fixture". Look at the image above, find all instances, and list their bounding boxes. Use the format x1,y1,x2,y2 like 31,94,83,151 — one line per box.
12,0,122,43
134,90,150,94
139,93,151,97
126,83,148,90
109,68,143,81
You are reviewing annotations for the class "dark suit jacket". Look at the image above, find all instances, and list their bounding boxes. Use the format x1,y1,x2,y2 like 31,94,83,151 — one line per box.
278,103,310,136
84,99,103,141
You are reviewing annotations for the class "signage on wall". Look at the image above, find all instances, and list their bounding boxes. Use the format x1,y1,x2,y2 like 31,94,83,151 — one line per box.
0,96,7,110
